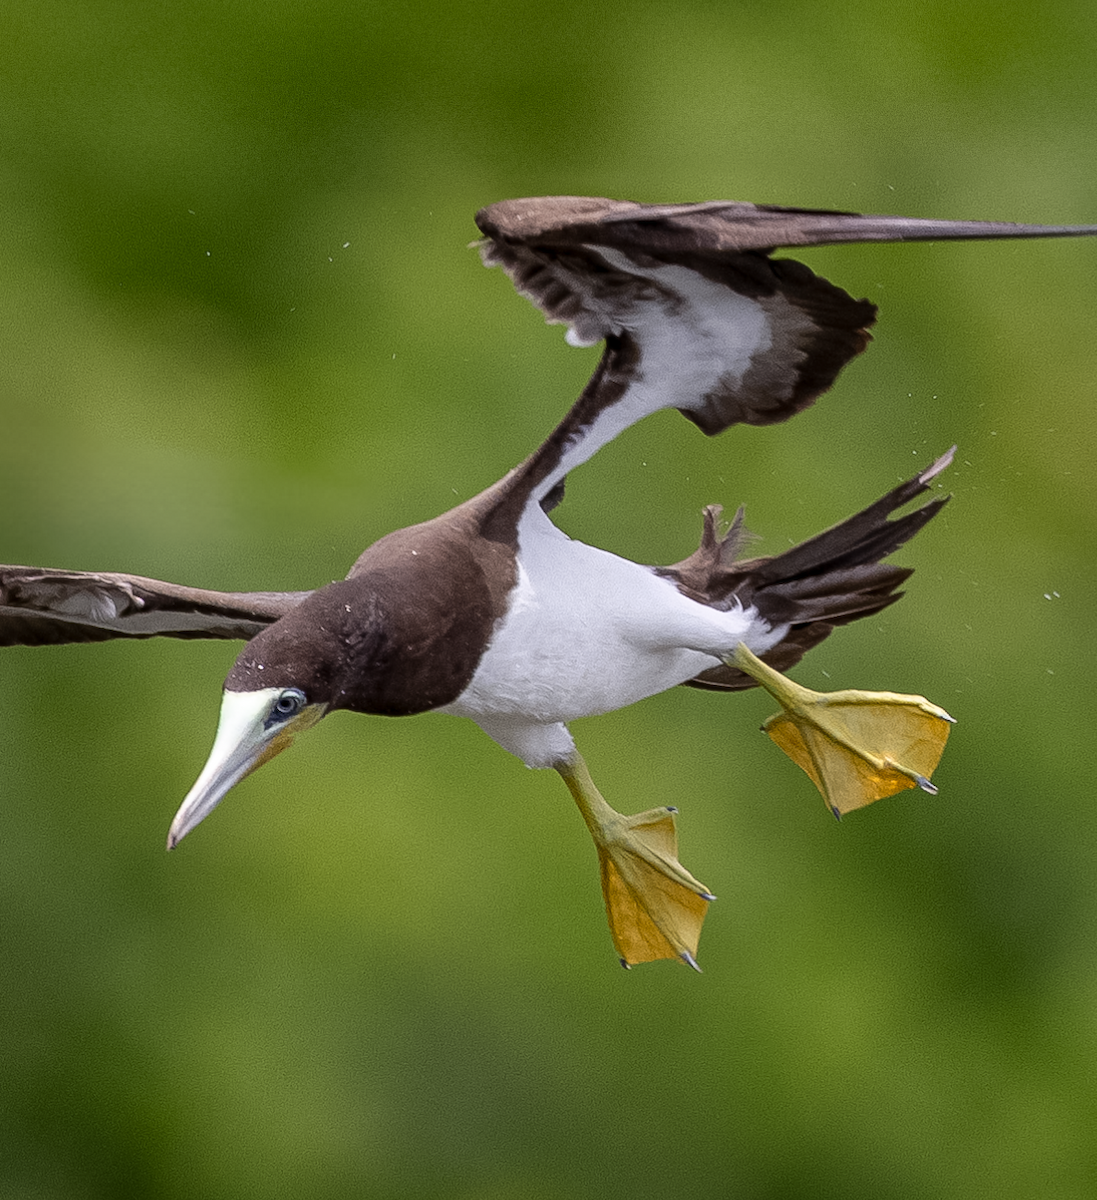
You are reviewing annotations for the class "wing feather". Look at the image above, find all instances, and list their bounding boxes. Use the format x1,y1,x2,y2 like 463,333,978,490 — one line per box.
477,196,1097,495
0,566,311,647
478,206,876,440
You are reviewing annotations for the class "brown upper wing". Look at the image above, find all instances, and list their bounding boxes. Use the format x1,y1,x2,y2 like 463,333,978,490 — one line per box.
0,566,311,647
477,196,1097,438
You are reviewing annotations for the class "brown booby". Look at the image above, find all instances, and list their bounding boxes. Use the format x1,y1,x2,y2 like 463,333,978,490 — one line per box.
4,196,1096,969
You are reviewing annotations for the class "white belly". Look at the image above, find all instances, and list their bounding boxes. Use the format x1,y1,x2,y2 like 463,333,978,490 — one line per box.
440,511,781,759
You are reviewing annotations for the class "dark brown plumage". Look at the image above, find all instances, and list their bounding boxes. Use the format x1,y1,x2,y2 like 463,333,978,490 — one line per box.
665,449,953,690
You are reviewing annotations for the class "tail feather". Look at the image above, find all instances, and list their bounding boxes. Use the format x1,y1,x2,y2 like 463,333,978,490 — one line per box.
658,448,953,692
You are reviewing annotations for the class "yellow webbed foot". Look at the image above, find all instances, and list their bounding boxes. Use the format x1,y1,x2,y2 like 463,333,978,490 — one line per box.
556,754,714,969
731,643,953,818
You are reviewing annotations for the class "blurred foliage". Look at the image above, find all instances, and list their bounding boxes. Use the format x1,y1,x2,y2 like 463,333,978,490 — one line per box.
2,1,1097,1197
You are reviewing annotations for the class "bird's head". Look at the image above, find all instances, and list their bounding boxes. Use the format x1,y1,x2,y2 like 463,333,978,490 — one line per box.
166,560,491,849
166,580,389,849
166,676,325,849
166,611,342,849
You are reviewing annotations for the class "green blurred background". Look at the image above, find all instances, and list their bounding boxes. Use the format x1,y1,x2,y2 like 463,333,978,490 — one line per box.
3,2,1097,1197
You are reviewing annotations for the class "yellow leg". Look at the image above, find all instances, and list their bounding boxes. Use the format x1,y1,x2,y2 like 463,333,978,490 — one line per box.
556,753,714,970
730,643,954,818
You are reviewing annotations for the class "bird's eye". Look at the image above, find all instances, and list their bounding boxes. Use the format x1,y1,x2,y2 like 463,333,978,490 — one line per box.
271,688,307,720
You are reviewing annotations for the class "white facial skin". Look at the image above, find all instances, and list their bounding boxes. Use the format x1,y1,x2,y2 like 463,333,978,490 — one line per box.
167,687,325,848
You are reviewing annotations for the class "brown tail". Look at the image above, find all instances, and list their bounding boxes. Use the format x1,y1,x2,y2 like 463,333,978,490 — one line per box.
657,448,954,692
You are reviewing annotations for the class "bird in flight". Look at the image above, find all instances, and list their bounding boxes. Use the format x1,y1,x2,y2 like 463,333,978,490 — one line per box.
4,196,1095,969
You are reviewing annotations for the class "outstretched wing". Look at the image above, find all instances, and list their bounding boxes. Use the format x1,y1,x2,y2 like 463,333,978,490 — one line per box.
0,566,311,647
476,196,1097,501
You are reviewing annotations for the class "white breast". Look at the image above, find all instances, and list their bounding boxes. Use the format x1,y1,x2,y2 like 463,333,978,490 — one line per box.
440,508,785,765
